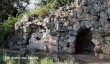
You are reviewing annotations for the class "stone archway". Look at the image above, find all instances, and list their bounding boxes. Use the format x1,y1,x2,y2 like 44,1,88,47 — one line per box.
75,28,95,54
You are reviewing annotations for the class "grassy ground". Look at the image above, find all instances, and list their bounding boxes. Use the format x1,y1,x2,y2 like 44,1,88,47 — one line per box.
1,52,108,64
0,52,79,64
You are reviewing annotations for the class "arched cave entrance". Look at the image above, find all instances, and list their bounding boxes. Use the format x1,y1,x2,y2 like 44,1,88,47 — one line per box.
75,28,95,54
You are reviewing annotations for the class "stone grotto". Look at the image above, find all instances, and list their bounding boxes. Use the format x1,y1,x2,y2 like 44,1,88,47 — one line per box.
6,0,110,59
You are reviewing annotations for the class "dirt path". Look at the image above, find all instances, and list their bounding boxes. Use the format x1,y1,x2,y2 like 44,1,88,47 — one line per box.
74,54,110,63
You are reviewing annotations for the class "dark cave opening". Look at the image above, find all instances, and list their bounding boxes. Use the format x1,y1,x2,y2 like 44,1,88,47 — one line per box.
75,28,95,54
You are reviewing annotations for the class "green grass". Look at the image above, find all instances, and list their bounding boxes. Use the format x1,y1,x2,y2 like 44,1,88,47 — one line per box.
0,52,98,64
0,52,73,64
32,7,49,16
0,52,54,64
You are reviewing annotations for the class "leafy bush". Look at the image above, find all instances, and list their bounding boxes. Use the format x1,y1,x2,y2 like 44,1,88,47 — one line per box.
3,16,17,32
0,15,23,47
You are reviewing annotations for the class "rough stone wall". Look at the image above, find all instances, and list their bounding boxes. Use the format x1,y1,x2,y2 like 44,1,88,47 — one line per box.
8,0,110,55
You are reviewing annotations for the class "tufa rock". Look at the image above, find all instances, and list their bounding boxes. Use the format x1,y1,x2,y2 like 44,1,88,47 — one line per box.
23,25,31,33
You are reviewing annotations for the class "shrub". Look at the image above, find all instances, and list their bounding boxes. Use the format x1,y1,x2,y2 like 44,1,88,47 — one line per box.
3,16,17,32
0,15,23,47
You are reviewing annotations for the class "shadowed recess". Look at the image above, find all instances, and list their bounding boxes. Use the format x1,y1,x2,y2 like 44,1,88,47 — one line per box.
75,28,95,54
